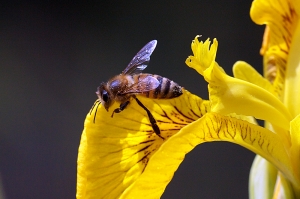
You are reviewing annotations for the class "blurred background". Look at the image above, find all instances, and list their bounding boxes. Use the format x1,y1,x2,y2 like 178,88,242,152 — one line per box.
0,1,264,198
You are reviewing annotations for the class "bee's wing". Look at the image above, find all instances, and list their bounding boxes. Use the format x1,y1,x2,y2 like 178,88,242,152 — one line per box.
122,40,157,75
121,76,160,94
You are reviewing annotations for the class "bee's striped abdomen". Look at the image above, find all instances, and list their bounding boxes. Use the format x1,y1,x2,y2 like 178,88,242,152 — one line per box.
139,74,182,99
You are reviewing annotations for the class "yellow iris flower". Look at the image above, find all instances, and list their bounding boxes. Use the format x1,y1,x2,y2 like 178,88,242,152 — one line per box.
76,0,300,198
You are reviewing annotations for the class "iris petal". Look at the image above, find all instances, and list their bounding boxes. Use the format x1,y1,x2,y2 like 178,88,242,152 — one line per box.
250,0,299,98
77,87,295,198
290,114,300,182
118,112,295,198
251,0,300,116
77,130,87,199
207,62,292,130
186,36,218,76
233,61,277,96
76,90,210,198
186,37,292,130
284,23,300,117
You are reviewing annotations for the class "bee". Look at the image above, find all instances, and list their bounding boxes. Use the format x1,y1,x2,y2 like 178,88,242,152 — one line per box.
96,40,182,139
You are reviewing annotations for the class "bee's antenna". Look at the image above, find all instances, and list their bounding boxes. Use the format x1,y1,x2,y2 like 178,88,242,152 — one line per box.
93,101,101,123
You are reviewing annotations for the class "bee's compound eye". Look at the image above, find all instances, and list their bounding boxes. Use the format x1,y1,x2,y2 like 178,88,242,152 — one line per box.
102,90,109,102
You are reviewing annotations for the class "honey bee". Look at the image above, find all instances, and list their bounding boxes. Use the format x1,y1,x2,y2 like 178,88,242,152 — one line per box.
96,40,182,139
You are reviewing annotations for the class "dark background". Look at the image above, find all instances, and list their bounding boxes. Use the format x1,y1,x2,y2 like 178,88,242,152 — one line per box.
0,1,264,198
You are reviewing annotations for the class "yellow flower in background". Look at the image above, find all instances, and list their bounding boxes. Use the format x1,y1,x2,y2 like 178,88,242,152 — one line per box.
248,0,300,198
77,0,300,198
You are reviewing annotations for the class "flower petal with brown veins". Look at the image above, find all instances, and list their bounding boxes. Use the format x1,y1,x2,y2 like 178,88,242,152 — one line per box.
250,0,300,98
76,90,210,199
77,89,295,198
121,112,295,198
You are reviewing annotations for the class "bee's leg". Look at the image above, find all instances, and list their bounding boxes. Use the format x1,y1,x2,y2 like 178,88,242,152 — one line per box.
133,96,164,140
111,101,130,117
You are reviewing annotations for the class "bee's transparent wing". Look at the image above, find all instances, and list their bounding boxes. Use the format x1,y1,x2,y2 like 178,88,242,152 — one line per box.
121,76,159,94
122,40,157,75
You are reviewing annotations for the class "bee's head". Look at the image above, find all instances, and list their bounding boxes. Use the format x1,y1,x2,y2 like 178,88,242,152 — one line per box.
96,83,112,111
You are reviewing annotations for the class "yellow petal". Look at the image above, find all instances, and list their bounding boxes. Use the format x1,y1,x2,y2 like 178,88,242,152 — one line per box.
233,61,277,97
249,155,277,199
76,129,87,199
284,22,300,117
121,112,295,198
186,36,218,76
76,90,210,199
251,0,300,114
77,89,296,198
250,0,299,97
261,29,286,98
185,37,292,130
207,59,291,131
250,0,298,58
289,114,300,185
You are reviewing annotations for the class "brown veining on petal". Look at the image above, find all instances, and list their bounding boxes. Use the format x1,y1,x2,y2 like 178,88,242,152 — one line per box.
255,1,299,98
87,90,209,179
